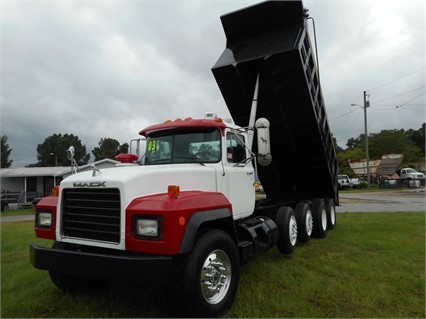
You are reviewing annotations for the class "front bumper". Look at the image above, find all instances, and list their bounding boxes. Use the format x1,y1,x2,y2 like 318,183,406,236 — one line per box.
30,243,176,284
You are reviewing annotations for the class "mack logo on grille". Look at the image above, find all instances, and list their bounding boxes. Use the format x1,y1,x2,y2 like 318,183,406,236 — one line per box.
73,181,106,187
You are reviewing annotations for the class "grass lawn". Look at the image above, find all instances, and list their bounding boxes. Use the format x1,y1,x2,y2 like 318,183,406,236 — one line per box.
1,212,425,318
339,186,418,193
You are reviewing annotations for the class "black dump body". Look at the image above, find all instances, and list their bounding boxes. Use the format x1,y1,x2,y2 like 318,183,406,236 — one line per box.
212,0,339,204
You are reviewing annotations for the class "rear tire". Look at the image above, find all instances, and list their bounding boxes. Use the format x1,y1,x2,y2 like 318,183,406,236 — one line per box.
311,199,327,238
275,206,297,254
179,229,239,317
324,198,336,230
295,201,313,243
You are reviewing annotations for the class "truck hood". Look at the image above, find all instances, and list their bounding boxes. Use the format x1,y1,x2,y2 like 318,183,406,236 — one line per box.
60,164,219,207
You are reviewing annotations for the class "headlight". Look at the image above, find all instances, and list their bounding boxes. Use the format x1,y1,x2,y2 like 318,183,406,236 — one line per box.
37,211,52,227
133,216,162,240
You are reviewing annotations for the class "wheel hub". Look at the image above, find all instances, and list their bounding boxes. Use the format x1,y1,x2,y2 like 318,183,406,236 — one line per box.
306,210,313,236
330,206,336,225
321,208,327,230
201,250,232,304
289,215,298,245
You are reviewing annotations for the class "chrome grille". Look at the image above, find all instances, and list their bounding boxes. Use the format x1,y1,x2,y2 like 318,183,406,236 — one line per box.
62,188,121,243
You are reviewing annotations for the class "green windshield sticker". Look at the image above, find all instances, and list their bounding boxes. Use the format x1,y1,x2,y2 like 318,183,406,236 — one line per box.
148,140,157,152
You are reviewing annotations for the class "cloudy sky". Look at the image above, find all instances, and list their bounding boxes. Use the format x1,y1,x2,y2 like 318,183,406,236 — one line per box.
2,0,425,168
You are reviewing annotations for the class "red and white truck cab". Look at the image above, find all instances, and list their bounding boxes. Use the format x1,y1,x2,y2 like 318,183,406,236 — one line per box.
31,114,278,316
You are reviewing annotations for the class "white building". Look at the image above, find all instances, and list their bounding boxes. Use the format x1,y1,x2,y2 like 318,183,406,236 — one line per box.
0,159,119,205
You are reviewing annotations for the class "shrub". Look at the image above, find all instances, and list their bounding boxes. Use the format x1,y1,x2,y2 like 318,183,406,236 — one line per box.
358,181,368,189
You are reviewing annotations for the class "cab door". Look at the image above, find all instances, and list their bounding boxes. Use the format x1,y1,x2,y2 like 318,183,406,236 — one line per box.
224,131,255,219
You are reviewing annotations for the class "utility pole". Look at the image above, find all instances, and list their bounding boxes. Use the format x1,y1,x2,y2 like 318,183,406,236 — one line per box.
363,91,370,188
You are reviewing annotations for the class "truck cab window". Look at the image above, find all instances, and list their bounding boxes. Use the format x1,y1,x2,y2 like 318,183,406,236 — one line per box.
227,133,246,164
145,128,221,165
145,136,172,164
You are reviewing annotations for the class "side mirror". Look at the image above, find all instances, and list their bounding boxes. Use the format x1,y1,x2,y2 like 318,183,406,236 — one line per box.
255,118,272,166
66,146,75,161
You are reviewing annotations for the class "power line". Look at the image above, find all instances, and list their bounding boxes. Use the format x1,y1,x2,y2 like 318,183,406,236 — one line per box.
396,91,425,108
369,91,425,110
370,104,425,111
329,108,359,121
367,66,425,92
346,108,362,133
370,86,425,103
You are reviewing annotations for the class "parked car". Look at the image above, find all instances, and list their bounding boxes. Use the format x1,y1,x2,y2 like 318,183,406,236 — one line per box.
399,168,425,180
338,175,360,189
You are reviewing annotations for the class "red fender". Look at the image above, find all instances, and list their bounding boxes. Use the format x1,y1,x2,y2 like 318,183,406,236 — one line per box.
126,191,232,255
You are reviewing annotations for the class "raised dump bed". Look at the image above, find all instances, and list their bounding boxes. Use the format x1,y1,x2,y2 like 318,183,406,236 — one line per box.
212,0,338,204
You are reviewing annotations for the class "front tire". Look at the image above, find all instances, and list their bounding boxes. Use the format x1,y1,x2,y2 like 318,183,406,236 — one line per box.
49,271,107,294
180,229,239,317
48,242,107,293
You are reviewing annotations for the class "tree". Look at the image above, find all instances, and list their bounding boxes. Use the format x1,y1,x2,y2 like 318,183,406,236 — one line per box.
92,138,121,161
406,123,425,156
118,143,129,154
332,134,344,153
337,147,365,176
32,133,90,167
341,128,423,174
346,134,365,150
367,129,422,165
1,135,13,168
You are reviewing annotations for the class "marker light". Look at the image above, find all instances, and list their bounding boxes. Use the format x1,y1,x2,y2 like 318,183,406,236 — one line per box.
115,153,138,163
168,185,180,198
53,186,60,197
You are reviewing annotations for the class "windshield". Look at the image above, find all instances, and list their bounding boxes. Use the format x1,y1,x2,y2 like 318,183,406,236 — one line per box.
145,128,221,165
405,168,417,173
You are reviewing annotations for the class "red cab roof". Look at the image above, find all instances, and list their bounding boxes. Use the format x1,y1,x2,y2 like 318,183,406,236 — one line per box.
139,118,227,136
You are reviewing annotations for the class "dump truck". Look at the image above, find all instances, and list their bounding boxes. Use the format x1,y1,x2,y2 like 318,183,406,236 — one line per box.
30,1,338,317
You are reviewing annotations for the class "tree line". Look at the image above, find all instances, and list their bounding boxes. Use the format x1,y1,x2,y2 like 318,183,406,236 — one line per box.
1,134,128,168
1,123,425,170
334,123,425,176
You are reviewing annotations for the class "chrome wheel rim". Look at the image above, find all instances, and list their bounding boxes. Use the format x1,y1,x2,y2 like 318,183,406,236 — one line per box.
289,215,298,246
321,208,327,230
201,249,232,304
306,210,313,236
330,206,336,226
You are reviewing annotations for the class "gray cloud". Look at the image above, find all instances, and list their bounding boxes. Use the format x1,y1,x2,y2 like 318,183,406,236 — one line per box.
2,1,424,167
